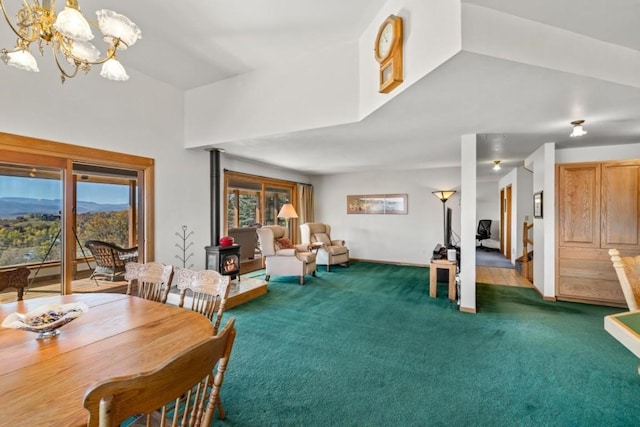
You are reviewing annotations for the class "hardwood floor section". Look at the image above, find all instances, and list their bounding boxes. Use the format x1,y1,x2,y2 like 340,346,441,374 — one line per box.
476,266,533,287
2,262,529,305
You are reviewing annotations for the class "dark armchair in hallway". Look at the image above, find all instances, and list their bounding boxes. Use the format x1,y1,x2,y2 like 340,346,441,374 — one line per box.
476,220,492,250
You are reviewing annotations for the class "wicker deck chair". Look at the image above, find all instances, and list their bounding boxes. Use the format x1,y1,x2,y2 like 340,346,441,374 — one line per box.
84,240,138,281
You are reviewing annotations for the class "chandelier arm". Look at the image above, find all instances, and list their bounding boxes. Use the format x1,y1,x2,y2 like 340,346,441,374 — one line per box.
63,39,125,66
0,0,42,43
51,42,80,79
0,1,28,42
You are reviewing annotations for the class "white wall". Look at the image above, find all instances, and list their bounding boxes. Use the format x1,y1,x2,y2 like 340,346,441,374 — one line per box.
524,145,550,295
185,0,463,148
185,42,361,147
311,166,461,265
460,134,478,312
358,0,462,116
542,143,556,298
0,66,212,270
515,167,534,263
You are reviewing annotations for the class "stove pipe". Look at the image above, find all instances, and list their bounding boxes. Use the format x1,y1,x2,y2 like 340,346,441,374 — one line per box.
210,149,221,246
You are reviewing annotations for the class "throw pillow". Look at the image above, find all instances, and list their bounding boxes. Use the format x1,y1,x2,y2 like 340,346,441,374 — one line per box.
276,238,294,249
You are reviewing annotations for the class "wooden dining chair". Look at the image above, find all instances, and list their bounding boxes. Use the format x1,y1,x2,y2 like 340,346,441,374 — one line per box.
173,268,232,334
130,262,174,304
124,262,144,295
609,249,640,310
84,317,236,427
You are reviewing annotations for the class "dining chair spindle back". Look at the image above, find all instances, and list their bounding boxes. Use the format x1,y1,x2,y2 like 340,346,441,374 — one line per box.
174,268,231,334
130,262,174,304
83,317,236,427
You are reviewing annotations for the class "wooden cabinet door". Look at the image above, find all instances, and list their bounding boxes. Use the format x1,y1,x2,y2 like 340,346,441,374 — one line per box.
557,163,601,248
601,161,640,250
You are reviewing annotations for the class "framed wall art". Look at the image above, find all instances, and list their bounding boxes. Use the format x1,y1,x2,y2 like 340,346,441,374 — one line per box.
533,191,543,218
347,194,408,214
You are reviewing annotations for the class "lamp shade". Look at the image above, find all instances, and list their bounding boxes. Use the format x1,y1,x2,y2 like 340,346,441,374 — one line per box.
54,6,94,41
68,40,100,63
570,120,587,137
100,58,129,81
4,49,39,72
277,203,298,219
96,10,142,50
432,190,456,202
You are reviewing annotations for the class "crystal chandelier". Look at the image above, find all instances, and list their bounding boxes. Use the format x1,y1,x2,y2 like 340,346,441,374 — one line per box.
0,0,141,83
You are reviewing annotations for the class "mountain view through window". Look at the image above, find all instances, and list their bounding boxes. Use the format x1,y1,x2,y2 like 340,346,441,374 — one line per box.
0,174,131,268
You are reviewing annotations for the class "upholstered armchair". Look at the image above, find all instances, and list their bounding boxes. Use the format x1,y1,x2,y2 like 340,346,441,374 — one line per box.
300,222,349,272
256,225,316,285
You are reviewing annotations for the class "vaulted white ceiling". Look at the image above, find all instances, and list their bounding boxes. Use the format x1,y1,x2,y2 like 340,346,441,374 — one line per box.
33,1,640,178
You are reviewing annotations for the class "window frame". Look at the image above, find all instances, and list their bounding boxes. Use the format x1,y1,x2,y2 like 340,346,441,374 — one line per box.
0,131,154,294
223,170,298,241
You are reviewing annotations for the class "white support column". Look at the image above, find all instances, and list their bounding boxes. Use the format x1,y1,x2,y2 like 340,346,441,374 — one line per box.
460,134,477,313
542,142,556,298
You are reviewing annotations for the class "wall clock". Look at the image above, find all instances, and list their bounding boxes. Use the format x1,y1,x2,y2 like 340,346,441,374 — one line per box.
374,14,403,94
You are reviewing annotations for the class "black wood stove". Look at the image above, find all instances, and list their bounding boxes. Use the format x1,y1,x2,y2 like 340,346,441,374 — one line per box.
205,244,240,280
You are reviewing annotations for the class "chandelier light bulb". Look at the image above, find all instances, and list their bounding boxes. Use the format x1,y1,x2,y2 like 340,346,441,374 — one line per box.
54,6,94,41
100,58,129,81
1,49,39,72
570,120,587,137
96,10,142,50
493,160,502,171
68,40,101,64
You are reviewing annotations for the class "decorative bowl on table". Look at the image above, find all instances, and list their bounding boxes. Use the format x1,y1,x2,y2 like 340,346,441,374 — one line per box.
1,302,89,340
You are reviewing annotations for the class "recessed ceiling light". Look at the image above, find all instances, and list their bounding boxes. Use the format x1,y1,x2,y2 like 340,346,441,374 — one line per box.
570,120,587,137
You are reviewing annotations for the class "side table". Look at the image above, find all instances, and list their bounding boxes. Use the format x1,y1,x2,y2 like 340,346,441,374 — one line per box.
429,259,457,301
308,242,323,273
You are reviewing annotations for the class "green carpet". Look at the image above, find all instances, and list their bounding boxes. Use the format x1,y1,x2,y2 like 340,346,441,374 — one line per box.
214,262,639,426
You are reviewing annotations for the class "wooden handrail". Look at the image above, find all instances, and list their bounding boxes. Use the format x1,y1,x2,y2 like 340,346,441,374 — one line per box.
521,221,534,280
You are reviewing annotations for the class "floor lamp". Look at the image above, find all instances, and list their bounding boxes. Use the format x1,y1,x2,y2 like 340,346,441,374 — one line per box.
277,203,298,238
432,190,456,246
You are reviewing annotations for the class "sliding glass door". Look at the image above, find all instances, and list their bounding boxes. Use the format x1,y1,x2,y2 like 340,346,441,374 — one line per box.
0,132,154,298
224,171,297,240
264,185,293,227
0,162,64,295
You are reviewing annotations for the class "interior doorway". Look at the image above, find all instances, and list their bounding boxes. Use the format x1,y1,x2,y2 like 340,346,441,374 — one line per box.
504,185,512,260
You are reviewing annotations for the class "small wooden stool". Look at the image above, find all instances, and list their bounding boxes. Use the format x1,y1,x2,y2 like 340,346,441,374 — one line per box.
429,259,457,301
0,267,30,301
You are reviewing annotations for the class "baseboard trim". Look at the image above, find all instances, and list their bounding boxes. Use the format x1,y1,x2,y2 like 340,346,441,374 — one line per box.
350,258,427,268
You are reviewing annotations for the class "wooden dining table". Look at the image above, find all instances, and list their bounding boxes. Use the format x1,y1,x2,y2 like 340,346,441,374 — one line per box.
0,293,214,426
